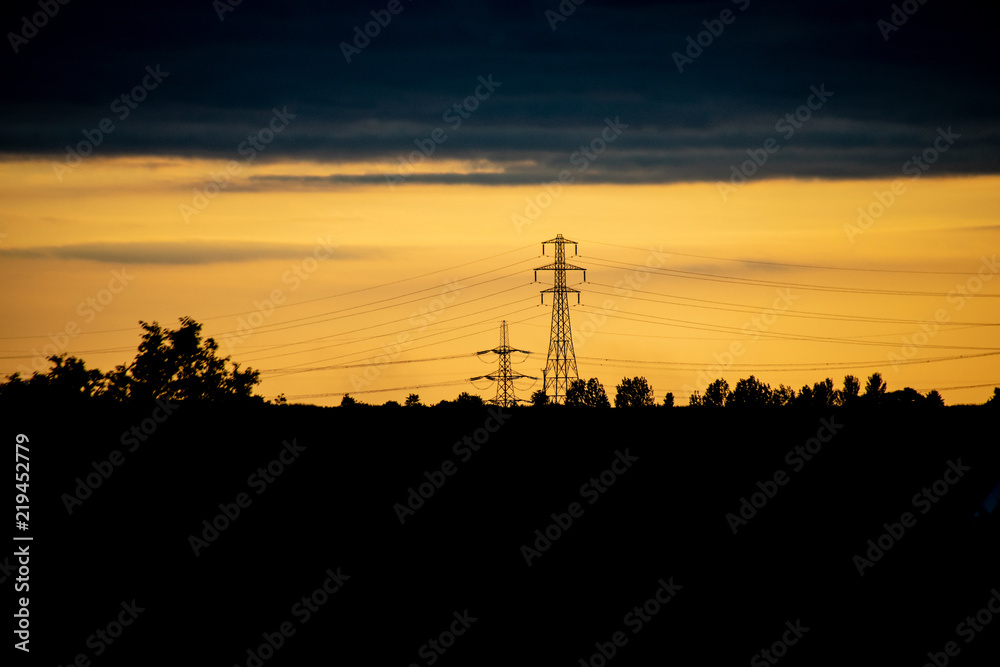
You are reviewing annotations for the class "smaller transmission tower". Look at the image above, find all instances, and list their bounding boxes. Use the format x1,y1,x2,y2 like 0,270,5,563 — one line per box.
476,320,535,408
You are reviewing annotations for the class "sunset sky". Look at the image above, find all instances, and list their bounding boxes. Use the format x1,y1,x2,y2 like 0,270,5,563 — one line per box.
1,0,997,406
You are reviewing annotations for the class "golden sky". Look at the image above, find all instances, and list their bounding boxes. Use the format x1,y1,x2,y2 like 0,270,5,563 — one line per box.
1,157,998,406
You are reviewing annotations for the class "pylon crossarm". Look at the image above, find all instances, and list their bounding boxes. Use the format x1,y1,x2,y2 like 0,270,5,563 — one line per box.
534,262,586,272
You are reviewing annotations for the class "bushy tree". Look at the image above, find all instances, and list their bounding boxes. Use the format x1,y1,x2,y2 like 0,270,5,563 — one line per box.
812,378,836,408
727,376,772,408
688,390,702,407
0,355,105,401
530,390,549,407
772,384,796,407
0,317,260,404
663,392,675,408
405,393,423,407
614,376,654,408
793,384,814,408
863,372,887,404
453,392,485,408
566,378,611,408
702,378,730,408
840,375,861,407
104,317,260,402
925,390,944,407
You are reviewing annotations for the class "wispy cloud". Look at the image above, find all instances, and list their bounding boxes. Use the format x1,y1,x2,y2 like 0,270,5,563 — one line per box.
0,240,366,265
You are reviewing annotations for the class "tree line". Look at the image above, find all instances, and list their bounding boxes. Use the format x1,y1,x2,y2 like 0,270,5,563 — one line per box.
360,375,1000,409
4,317,998,409
0,317,263,404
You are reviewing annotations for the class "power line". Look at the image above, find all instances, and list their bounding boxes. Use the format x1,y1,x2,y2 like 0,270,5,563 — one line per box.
585,256,1000,298
575,238,982,276
0,243,540,341
574,305,1000,351
577,350,1000,371
585,283,1000,327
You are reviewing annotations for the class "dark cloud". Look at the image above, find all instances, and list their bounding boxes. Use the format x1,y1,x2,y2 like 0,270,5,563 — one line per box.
0,240,360,265
1,0,996,183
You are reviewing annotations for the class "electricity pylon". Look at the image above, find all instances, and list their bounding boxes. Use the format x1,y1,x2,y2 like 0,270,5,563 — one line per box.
534,234,586,404
476,320,534,408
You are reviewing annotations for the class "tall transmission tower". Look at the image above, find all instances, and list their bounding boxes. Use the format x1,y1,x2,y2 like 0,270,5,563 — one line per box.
476,320,535,408
534,234,586,404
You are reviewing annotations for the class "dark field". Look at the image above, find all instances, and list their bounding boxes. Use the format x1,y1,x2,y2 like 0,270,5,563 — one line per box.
6,403,999,665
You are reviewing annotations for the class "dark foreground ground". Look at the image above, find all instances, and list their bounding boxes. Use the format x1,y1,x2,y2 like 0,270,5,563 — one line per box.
3,402,999,665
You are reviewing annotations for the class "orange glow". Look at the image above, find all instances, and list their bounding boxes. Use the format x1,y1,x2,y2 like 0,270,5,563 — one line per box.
1,157,998,406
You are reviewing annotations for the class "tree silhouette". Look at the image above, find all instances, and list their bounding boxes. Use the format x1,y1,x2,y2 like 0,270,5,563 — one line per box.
566,378,610,407
0,318,259,404
615,376,654,408
448,392,485,408
985,387,1000,407
0,354,104,401
663,392,674,408
883,387,927,406
793,384,814,408
688,390,702,407
812,378,836,408
702,378,730,408
925,390,944,407
840,375,861,407
104,317,260,402
530,389,549,407
863,372,887,404
771,384,796,407
405,393,423,407
727,375,772,408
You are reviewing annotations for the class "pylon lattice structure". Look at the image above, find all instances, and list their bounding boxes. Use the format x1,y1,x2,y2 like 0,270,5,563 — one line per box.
534,234,586,404
476,320,535,408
